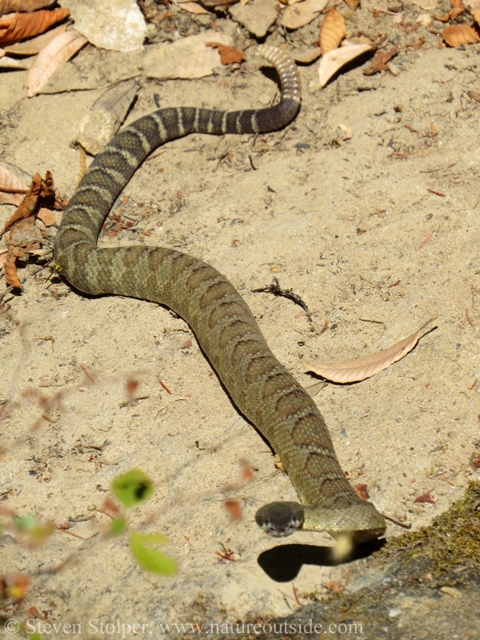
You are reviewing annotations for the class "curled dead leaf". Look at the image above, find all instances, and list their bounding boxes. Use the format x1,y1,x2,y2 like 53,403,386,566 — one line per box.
434,6,465,21
443,23,480,46
205,42,244,65
354,484,370,500
0,0,53,14
318,42,372,87
4,218,42,288
0,7,70,46
4,22,67,56
26,30,87,98
0,162,29,205
344,0,360,9
4,250,21,288
1,172,43,234
320,7,346,54
36,207,55,226
281,0,329,30
305,316,437,383
363,45,399,76
414,491,436,505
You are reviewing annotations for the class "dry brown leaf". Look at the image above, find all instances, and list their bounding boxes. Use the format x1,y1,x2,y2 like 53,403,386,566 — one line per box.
318,42,372,87
1,170,54,235
0,163,29,206
464,0,479,12
174,0,211,14
320,7,346,54
0,165,28,193
0,173,43,235
36,207,55,226
205,42,244,65
0,0,53,15
4,218,42,288
4,21,66,55
26,30,87,98
281,0,329,30
363,45,399,75
4,248,22,288
414,491,436,505
1,173,43,234
0,189,23,206
354,484,370,500
143,31,233,80
305,316,437,383
0,7,69,46
305,380,326,397
344,0,360,9
290,46,322,63
434,1,465,20
472,8,480,22
0,52,31,68
223,500,243,521
443,23,480,46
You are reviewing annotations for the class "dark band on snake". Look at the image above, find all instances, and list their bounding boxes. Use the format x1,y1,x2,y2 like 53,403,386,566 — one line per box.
54,46,386,543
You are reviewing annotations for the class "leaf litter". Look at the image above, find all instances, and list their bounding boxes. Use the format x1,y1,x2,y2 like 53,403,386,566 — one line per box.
26,29,87,97
319,7,346,54
306,316,437,383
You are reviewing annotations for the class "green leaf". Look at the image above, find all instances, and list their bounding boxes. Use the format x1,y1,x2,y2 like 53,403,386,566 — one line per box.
109,518,127,536
130,532,177,576
111,469,153,508
28,633,44,640
14,514,37,531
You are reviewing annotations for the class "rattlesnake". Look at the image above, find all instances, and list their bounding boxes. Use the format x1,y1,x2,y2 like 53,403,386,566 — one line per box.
54,46,386,543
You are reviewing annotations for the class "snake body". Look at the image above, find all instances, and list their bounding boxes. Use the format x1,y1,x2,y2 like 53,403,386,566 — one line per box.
54,46,385,543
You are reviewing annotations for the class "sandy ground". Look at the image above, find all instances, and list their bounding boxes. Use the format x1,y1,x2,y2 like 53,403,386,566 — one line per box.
1,1,480,637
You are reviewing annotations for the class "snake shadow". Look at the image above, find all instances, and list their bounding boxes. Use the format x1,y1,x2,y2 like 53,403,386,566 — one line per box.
257,538,385,582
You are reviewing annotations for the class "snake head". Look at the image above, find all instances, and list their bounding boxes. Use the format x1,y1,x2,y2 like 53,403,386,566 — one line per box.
255,501,305,537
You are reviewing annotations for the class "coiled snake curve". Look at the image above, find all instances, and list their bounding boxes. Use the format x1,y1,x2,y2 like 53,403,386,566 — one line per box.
54,46,386,544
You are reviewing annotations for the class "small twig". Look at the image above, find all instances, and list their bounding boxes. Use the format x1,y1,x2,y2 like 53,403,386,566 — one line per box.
359,317,385,325
466,308,476,328
415,230,435,251
158,378,171,394
419,162,456,173
252,277,312,324
383,513,412,529
80,364,96,383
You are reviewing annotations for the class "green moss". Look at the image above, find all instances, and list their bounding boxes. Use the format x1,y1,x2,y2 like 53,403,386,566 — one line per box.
382,480,480,585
